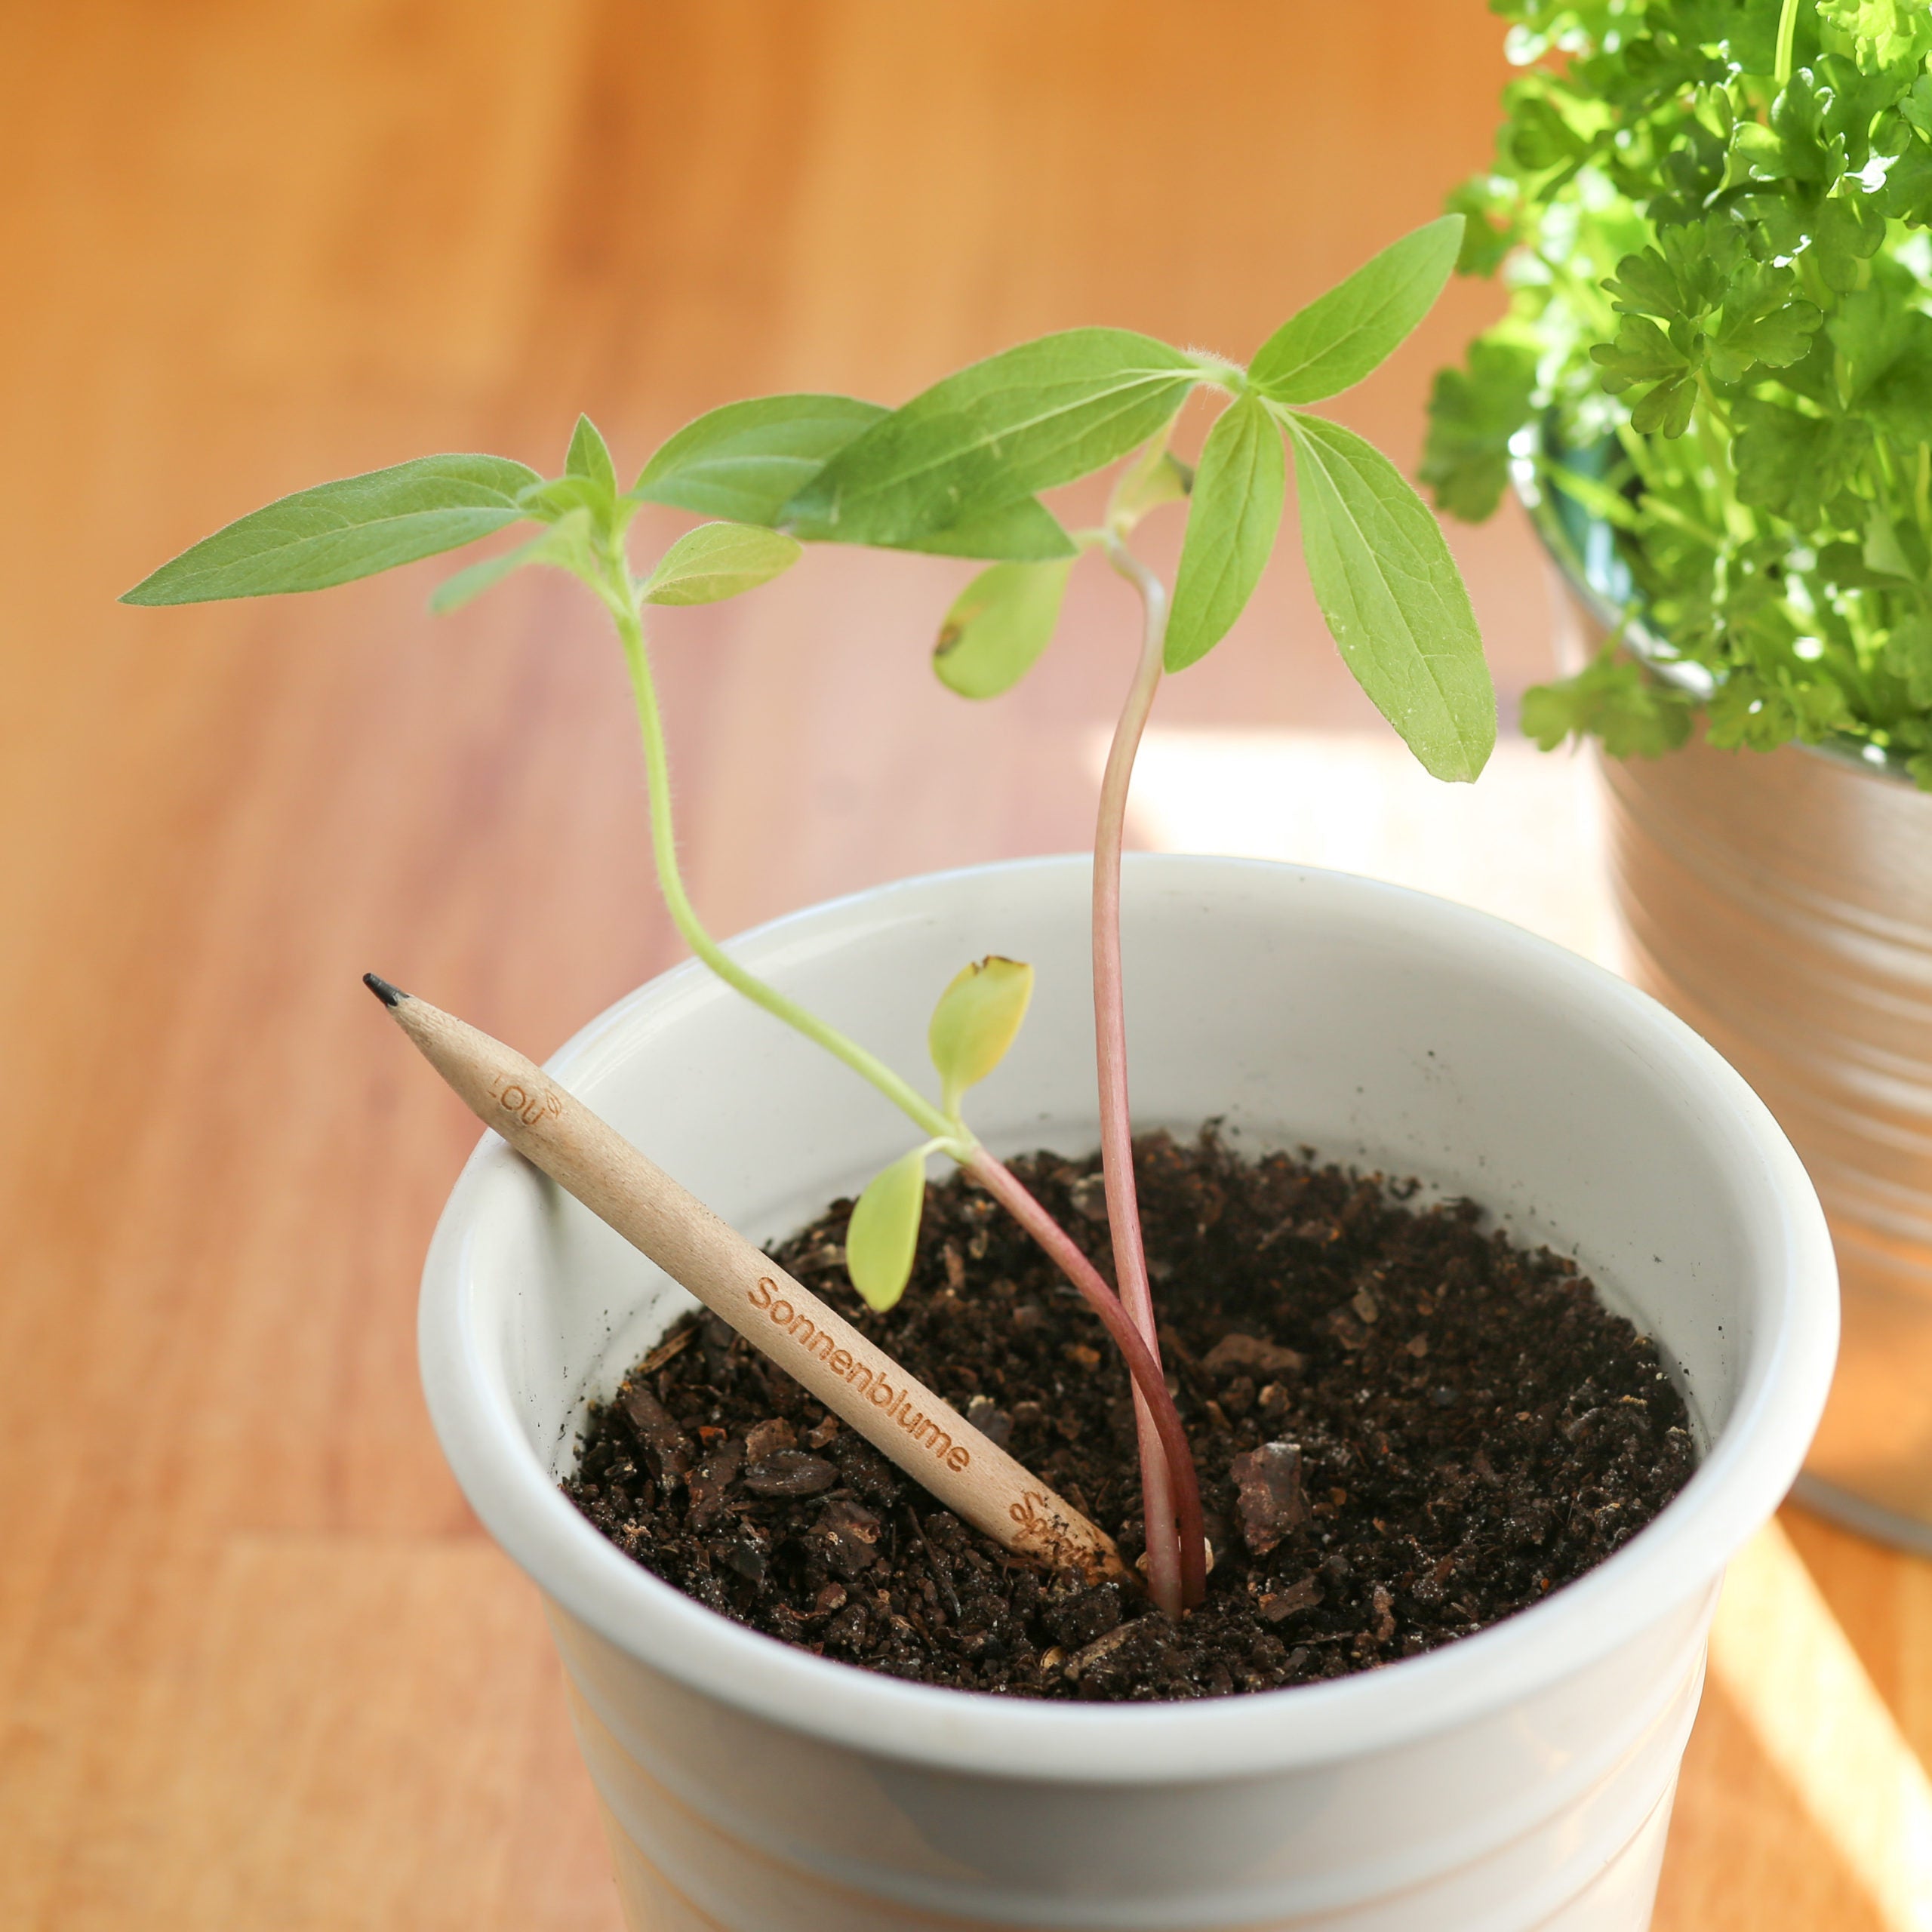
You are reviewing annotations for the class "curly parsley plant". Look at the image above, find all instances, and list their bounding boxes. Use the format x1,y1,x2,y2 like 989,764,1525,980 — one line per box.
1426,0,1932,783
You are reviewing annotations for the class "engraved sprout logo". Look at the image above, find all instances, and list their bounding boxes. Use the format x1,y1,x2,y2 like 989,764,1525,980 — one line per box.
487,1072,564,1128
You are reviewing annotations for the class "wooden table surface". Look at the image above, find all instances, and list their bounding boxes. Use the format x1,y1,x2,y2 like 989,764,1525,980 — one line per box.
5,5,1927,1926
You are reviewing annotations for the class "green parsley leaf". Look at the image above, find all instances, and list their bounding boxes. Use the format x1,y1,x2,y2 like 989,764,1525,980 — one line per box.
1521,651,1696,759
1884,613,1932,705
1813,192,1887,293
1817,0,1932,73
1734,399,1871,523
1444,177,1521,278
1592,316,1700,436
1423,334,1539,522
1707,260,1820,382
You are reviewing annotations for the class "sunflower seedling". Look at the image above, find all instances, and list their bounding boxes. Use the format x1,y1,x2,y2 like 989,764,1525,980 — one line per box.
124,214,1491,1620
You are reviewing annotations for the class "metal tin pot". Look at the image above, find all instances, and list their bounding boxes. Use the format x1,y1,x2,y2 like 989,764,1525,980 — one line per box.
1534,483,1932,1549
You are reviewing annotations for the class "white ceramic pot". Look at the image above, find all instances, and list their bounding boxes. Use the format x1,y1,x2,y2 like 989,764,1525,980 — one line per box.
420,855,1835,1931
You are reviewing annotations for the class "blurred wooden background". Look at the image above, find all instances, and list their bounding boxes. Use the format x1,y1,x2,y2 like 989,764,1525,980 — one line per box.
4,2,1927,1925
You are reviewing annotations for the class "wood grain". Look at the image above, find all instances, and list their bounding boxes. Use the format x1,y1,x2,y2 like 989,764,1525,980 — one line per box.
2,4,1925,1926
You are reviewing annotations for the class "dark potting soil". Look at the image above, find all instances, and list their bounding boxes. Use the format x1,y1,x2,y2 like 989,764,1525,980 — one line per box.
565,1132,1696,1702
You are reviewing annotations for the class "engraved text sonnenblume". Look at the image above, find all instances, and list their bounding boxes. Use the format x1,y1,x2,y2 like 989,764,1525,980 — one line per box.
747,1275,972,1475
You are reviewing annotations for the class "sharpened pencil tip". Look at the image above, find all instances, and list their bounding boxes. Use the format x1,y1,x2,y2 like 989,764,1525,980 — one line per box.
363,973,408,1008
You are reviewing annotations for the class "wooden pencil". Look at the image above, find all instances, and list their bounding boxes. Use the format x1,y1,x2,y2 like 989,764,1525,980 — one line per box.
366,974,1131,1589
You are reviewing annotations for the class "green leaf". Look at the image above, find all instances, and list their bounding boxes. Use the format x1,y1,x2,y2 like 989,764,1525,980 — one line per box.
520,458,629,544
1637,371,1699,438
1706,668,1853,749
1734,398,1870,522
1863,500,1918,581
1421,334,1538,523
121,454,540,605
845,1149,928,1312
1592,313,1695,388
1521,650,1697,758
1443,176,1520,278
932,560,1074,698
1826,286,1918,397
1817,0,1932,72
429,509,598,614
1601,223,1743,334
1758,71,1838,185
928,955,1034,1115
1703,677,1774,750
1591,314,1700,436
1813,191,1888,291
1786,673,1857,740
781,329,1203,547
893,494,1075,561
565,414,618,495
1903,71,1932,139
1817,537,1900,590
1870,341,1932,444
1663,219,1746,315
1604,246,1686,324
634,394,888,524
1733,120,1795,179
639,521,803,605
518,475,613,524
1506,82,1592,172
429,537,549,615
632,392,1071,558
1884,612,1932,704
1882,137,1932,223
1707,260,1820,380
1286,414,1495,782
1164,395,1284,672
1106,435,1192,532
1249,216,1464,405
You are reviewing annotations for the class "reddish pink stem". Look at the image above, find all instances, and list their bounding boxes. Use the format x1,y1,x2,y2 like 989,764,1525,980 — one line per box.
965,1147,1207,1614
1091,536,1189,1613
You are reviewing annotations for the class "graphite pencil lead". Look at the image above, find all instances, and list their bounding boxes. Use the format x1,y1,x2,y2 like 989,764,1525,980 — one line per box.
362,973,408,1008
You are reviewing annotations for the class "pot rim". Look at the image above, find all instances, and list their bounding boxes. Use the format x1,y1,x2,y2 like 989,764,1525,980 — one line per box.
420,853,1837,1783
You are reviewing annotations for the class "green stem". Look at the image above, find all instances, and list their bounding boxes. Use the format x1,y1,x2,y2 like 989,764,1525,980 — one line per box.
1775,0,1801,86
1796,245,1832,315
604,561,955,1146
1090,530,1186,1617
1694,374,1749,542
599,543,1205,1612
